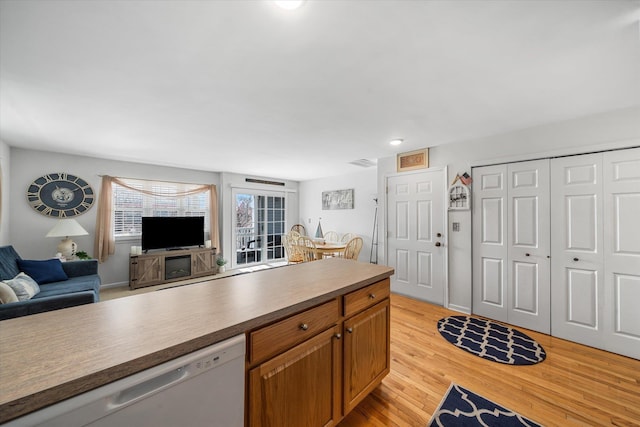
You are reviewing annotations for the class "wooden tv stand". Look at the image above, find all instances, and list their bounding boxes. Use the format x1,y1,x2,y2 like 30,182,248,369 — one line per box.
129,247,217,289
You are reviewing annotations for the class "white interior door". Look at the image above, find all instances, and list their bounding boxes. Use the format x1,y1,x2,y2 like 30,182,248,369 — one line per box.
386,169,446,305
473,160,550,334
551,153,604,347
507,160,550,334
603,148,640,359
472,164,508,322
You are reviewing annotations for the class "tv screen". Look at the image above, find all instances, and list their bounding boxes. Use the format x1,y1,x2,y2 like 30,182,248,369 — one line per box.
141,216,205,251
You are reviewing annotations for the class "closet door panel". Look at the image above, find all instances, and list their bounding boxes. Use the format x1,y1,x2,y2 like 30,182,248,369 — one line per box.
507,160,550,334
603,148,640,359
551,153,604,347
472,165,508,322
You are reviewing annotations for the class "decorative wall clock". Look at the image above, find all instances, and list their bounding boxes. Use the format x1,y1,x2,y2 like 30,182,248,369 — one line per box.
27,173,95,217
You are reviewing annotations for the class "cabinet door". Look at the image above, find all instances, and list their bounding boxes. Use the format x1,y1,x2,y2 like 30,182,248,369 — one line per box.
131,256,163,288
343,299,390,414
192,249,213,275
249,326,342,427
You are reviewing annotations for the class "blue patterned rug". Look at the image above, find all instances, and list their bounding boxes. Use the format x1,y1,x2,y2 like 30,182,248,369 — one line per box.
429,383,542,426
437,316,546,365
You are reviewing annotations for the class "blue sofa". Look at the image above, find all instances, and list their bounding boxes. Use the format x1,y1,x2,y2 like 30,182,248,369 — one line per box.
0,245,101,321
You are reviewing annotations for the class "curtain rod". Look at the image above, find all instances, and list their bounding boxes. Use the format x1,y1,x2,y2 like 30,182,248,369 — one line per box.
97,174,216,187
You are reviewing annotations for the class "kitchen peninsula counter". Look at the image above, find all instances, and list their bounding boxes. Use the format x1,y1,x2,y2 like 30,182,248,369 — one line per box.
0,258,394,423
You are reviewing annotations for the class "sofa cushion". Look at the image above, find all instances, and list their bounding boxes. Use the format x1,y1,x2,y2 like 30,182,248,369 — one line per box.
4,273,40,301
0,245,21,281
36,275,101,302
17,259,69,285
0,281,19,304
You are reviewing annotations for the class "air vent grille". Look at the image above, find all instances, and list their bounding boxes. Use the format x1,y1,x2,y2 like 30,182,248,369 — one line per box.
349,159,377,168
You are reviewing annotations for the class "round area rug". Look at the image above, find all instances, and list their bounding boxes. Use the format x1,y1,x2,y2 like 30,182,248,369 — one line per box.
437,316,546,365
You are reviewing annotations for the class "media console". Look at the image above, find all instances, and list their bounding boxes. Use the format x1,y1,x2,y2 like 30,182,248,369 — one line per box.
129,247,217,289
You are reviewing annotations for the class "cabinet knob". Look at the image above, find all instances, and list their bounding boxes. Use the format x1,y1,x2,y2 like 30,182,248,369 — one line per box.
299,323,309,331
573,257,579,262
435,242,442,247
346,327,353,333
525,253,530,257
369,293,376,299
334,333,341,340
437,232,442,238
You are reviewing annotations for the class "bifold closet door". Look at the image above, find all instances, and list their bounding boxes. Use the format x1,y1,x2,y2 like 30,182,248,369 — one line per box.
550,153,604,348
473,160,550,334
551,147,640,359
603,148,640,359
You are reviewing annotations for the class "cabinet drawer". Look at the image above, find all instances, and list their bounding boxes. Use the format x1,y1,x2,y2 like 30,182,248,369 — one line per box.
249,299,340,364
343,278,390,318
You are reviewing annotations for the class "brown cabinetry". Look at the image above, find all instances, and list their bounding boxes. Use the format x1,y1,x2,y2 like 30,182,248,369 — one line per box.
129,247,216,289
247,278,391,427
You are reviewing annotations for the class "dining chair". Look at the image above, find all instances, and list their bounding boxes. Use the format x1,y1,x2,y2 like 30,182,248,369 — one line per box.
323,231,339,242
341,233,357,243
296,235,318,262
342,237,363,261
284,233,304,264
291,224,307,236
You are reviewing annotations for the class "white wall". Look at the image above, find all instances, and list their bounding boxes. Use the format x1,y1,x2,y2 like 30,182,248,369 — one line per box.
377,106,640,313
0,140,10,245
299,168,378,263
9,148,220,286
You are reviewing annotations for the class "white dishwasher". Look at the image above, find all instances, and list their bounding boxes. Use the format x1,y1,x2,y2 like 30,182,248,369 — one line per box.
7,334,245,427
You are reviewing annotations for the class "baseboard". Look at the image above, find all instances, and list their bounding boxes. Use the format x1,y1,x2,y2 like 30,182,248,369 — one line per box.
446,304,470,314
100,281,129,289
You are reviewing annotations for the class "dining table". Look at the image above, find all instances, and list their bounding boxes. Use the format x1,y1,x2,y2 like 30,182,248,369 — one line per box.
313,241,347,260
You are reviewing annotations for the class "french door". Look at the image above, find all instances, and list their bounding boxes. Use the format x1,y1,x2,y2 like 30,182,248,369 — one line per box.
233,189,286,268
386,169,446,305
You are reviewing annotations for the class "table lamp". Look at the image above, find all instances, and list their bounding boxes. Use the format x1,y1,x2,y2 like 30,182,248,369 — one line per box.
46,219,89,259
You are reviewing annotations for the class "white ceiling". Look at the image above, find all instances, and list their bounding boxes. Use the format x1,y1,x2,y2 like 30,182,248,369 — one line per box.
1,0,638,181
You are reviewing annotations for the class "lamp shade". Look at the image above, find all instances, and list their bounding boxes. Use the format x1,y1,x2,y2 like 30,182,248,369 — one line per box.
46,219,89,238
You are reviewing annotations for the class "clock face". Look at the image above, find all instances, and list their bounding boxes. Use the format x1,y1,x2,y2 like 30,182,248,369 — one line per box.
27,173,95,217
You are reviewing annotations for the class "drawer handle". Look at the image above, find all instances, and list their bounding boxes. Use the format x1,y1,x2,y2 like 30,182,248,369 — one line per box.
299,323,309,331
346,327,353,333
369,293,376,299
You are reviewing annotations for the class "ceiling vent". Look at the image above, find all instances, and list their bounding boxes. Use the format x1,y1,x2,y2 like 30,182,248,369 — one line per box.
349,159,377,168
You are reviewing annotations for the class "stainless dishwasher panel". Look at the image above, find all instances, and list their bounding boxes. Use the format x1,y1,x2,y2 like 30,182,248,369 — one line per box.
7,334,246,427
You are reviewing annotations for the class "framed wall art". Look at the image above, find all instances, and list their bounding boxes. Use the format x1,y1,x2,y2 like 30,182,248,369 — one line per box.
397,148,429,172
322,189,354,210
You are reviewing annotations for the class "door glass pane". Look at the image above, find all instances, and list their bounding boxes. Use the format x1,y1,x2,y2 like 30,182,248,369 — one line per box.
235,193,286,266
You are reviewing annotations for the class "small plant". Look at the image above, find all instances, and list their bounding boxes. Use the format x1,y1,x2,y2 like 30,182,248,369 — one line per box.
75,251,92,260
216,255,227,266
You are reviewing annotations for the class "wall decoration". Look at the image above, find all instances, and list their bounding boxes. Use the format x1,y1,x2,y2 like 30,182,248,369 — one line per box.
397,148,429,172
322,189,354,210
448,173,471,210
27,173,95,217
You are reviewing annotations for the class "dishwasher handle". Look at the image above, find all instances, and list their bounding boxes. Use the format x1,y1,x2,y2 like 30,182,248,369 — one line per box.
108,366,188,409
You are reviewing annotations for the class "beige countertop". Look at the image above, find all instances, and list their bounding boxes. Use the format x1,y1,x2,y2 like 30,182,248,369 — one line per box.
0,258,394,423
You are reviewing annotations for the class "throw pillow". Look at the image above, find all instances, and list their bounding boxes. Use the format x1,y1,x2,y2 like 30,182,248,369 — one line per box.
4,272,40,301
16,259,68,285
0,281,19,304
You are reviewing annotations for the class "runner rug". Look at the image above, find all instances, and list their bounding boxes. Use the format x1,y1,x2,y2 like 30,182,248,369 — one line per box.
437,316,546,365
428,383,542,427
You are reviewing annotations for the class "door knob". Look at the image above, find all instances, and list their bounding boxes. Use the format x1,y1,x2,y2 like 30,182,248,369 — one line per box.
435,242,442,247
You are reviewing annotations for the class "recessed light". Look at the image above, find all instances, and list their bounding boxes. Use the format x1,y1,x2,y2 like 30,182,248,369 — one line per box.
274,1,305,10
390,139,403,146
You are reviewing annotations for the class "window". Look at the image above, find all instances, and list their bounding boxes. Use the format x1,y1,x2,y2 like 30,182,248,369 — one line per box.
234,191,285,266
113,179,210,238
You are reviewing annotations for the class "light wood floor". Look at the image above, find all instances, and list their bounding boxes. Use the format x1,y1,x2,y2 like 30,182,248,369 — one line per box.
338,294,640,427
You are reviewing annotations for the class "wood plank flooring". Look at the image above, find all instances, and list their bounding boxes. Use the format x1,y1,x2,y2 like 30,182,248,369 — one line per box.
338,294,640,427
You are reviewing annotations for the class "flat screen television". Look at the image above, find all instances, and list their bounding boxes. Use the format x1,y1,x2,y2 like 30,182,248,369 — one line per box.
141,216,205,251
